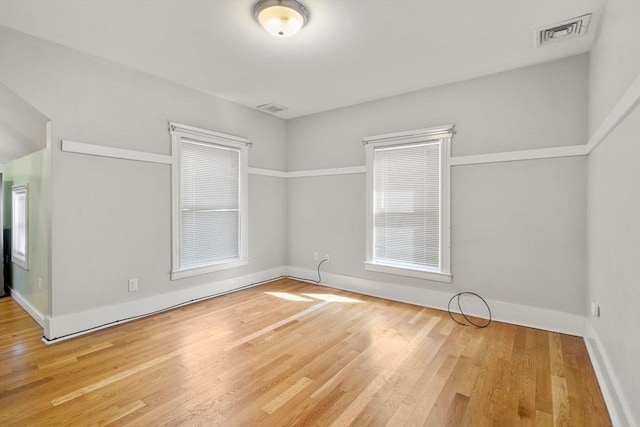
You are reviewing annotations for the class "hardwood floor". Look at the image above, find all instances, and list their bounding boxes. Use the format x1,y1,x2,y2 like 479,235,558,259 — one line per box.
0,278,610,426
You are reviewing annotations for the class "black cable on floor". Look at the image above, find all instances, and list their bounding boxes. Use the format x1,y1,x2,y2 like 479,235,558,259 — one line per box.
287,258,328,284
447,291,492,328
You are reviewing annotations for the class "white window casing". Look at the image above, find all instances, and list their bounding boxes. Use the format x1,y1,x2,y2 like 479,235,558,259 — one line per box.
364,125,453,283
170,122,250,280
11,184,29,270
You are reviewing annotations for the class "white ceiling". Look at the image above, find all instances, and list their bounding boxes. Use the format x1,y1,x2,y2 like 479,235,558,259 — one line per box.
0,0,605,119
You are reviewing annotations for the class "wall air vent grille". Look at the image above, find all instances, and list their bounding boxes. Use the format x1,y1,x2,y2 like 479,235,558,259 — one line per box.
256,103,289,114
536,14,592,47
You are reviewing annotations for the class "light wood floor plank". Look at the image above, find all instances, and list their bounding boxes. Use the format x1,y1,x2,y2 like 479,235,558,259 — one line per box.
0,280,611,426
552,374,572,426
262,376,313,415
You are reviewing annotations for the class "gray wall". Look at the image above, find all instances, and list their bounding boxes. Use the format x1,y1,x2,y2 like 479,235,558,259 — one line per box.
287,55,588,315
287,55,588,170
587,0,640,424
0,27,288,318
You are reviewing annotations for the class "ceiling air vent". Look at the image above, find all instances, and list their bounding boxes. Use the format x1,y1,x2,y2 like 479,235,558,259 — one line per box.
256,103,289,114
536,14,592,47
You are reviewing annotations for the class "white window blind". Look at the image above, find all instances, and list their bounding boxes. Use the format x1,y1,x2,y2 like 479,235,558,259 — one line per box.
373,142,441,270
170,122,249,280
11,184,28,270
180,140,240,269
364,124,452,282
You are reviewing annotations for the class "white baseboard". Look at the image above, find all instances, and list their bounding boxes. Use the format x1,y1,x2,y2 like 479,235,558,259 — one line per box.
584,321,636,427
286,266,585,336
10,288,46,328
42,263,584,341
45,267,287,342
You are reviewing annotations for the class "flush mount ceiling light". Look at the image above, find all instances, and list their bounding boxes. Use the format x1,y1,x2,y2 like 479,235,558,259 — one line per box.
252,0,310,37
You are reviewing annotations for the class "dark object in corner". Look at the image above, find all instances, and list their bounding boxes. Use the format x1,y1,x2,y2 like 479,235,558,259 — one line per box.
1,228,11,297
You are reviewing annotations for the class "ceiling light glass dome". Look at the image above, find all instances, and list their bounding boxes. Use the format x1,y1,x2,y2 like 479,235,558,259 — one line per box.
252,0,310,37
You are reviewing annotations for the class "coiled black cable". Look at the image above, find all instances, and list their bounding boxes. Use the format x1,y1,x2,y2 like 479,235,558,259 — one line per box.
447,291,492,328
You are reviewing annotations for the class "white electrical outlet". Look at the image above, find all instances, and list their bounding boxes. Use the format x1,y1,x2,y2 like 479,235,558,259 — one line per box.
314,252,319,261
324,254,330,261
591,302,600,317
128,278,138,292
38,278,42,290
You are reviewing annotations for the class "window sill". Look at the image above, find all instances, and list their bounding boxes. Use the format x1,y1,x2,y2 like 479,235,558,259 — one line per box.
365,262,451,283
171,258,249,280
12,256,28,271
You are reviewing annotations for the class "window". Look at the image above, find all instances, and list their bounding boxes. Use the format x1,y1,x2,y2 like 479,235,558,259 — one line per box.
11,184,29,270
170,122,249,280
364,125,453,282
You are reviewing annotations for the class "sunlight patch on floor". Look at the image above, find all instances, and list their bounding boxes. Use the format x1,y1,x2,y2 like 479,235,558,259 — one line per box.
263,291,364,304
302,294,364,303
264,292,313,302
